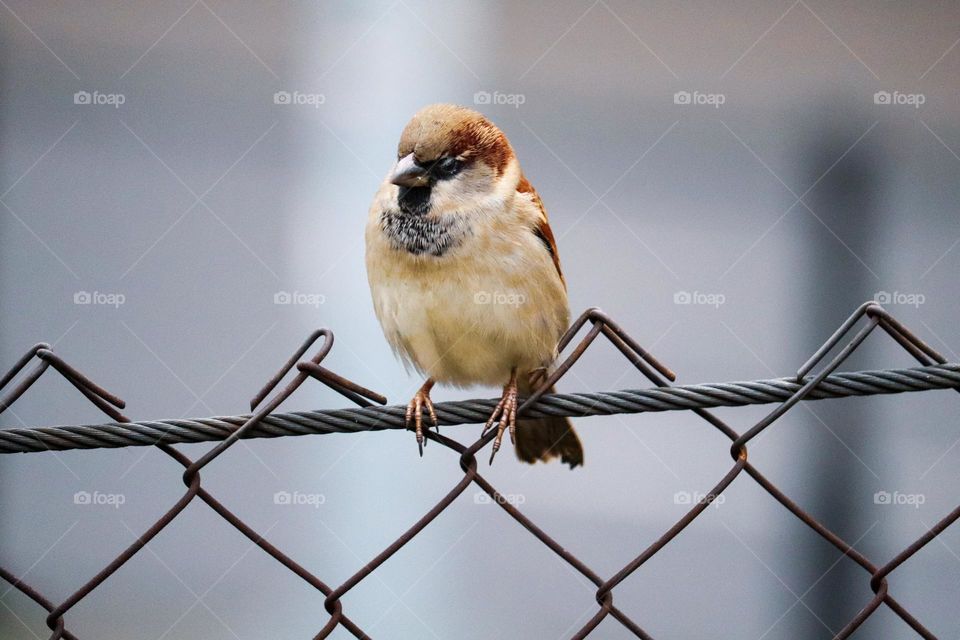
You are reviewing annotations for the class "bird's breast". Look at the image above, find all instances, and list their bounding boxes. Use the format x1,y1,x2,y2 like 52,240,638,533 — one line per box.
366,211,569,387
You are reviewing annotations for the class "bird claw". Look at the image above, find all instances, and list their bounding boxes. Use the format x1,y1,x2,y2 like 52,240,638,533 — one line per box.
484,372,519,465
405,380,437,455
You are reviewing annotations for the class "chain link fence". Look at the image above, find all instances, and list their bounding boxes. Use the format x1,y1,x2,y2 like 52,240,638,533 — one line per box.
1,301,958,639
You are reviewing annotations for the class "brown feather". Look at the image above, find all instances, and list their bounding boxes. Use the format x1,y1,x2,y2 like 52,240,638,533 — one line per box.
514,381,583,469
397,103,511,175
518,174,565,287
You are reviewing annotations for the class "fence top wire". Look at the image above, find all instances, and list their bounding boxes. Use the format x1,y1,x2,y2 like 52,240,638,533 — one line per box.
1,361,958,454
2,301,959,640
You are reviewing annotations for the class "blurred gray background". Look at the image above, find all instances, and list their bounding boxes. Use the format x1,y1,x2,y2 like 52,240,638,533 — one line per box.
2,1,960,638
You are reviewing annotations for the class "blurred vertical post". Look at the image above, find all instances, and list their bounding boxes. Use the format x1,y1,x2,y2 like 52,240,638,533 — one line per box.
802,110,883,636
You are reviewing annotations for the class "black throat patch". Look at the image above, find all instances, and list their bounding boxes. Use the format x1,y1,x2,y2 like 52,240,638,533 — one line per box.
397,186,431,217
379,206,468,257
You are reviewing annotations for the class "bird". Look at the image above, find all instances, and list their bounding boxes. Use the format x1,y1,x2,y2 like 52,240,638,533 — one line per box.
365,103,583,468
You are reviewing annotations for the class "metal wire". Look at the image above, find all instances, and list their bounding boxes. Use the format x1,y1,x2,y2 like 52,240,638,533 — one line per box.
1,362,959,455
1,301,958,639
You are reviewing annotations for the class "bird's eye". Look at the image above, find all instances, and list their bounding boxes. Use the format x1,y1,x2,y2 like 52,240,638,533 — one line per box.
435,157,463,178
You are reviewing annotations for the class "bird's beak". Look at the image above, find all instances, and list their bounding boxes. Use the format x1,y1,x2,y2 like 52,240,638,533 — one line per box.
390,153,429,188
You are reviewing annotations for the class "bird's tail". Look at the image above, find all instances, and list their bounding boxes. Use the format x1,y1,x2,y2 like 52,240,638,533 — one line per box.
514,379,583,469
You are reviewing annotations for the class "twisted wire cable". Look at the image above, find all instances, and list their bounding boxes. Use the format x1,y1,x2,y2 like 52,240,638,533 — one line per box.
2,362,958,454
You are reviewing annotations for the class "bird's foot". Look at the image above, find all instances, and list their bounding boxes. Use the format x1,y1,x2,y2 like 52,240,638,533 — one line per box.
482,369,519,465
406,379,437,456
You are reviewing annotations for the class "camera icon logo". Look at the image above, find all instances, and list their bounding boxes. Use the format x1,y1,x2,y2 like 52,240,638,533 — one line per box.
273,491,292,505
473,91,491,105
873,91,891,105
673,291,691,305
74,91,91,105
273,91,292,105
274,291,292,304
673,490,692,505
74,291,92,304
874,490,892,505
673,91,692,105
74,491,92,505
874,291,891,304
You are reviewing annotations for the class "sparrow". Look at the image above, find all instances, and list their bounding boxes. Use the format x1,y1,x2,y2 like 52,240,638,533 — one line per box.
365,103,583,468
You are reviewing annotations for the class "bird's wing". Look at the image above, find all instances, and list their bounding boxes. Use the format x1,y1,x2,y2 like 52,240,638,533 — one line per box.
518,174,565,288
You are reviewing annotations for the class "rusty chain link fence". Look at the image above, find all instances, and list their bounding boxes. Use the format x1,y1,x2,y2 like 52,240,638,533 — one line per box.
1,300,959,640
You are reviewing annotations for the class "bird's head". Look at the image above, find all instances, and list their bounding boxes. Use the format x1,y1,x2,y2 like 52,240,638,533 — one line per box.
388,104,516,218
